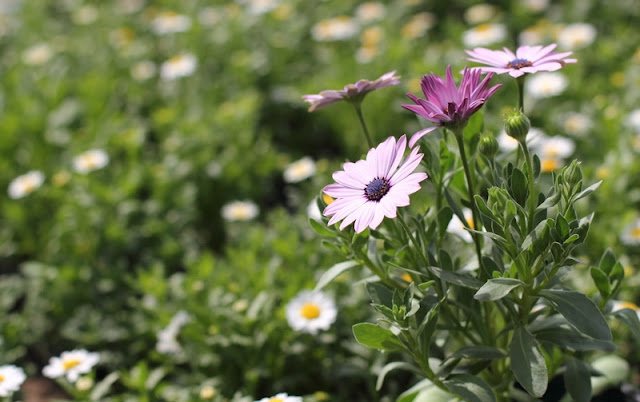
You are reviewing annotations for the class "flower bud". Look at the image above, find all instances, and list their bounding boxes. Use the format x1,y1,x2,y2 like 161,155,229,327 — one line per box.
478,132,499,159
562,160,583,187
504,108,530,142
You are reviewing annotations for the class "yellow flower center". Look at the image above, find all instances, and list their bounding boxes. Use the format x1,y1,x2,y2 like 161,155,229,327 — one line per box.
618,301,639,311
541,158,559,172
476,23,491,32
465,216,475,230
63,358,81,370
300,303,321,319
0,374,4,382
632,228,640,238
81,155,99,169
268,399,284,402
169,55,184,64
401,272,413,283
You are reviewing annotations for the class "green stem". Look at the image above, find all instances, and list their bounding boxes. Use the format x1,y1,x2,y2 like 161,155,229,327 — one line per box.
519,140,537,233
352,102,374,149
516,76,526,113
452,129,484,275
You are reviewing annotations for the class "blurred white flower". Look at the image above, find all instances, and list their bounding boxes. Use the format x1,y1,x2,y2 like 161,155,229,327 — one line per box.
497,127,545,152
75,376,94,391
22,43,54,65
464,4,498,25
72,5,98,25
626,109,640,133
72,149,109,174
527,72,568,99
256,393,303,402
156,310,190,355
283,156,316,183
311,16,358,41
286,290,337,334
43,349,100,383
621,218,640,246
355,2,385,23
115,0,145,14
462,23,506,47
447,208,474,243
152,12,191,35
562,112,592,136
131,60,156,81
198,7,222,26
307,199,322,221
160,54,197,80
0,365,26,397
557,23,596,50
401,12,435,39
239,0,279,15
8,170,45,199
611,301,640,319
221,200,259,221
200,385,217,399
533,135,575,159
519,0,549,12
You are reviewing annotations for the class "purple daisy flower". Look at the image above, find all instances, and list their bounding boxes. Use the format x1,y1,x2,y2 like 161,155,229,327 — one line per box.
402,65,501,147
323,135,427,233
465,44,577,78
303,71,400,112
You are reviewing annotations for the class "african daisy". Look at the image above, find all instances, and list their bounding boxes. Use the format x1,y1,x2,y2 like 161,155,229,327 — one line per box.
466,44,577,78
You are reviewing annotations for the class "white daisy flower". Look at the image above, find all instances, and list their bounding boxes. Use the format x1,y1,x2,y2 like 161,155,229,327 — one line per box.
160,53,197,80
626,109,640,133
355,2,385,23
533,135,575,159
621,218,640,246
256,393,303,402
464,4,498,25
239,0,279,15
311,16,358,42
0,365,26,397
286,290,337,335
22,43,53,66
401,12,435,39
462,23,506,47
283,156,316,183
519,0,549,12
557,23,596,50
527,72,568,99
200,385,217,399
156,311,190,355
447,208,474,243
72,149,109,174
43,349,100,383
221,200,259,221
8,170,45,199
72,5,98,25
562,112,592,136
519,26,546,46
497,127,545,152
151,12,191,35
131,60,156,81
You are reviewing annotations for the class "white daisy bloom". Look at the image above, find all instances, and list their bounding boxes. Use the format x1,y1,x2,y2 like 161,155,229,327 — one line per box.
8,170,45,199
22,43,53,65
562,112,592,136
533,135,575,159
72,149,109,174
0,365,26,397
198,7,222,27
401,12,435,39
286,290,337,335
626,109,640,133
462,23,506,47
43,349,100,383
256,393,303,402
160,53,197,80
307,199,323,221
283,156,316,183
519,0,549,12
557,23,596,50
131,60,156,81
527,72,568,99
518,27,545,46
240,0,279,15
621,218,640,246
447,208,474,243
151,12,191,35
72,5,98,25
355,2,385,23
464,4,498,25
311,16,359,42
156,311,190,355
497,127,545,152
221,200,259,222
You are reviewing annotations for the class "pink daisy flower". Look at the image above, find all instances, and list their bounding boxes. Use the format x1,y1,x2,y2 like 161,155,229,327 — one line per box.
465,44,577,78
402,65,501,147
303,71,400,112
323,135,427,233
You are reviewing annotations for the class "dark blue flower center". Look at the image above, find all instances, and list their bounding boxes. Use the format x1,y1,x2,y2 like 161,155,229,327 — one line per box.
507,58,533,69
364,177,391,202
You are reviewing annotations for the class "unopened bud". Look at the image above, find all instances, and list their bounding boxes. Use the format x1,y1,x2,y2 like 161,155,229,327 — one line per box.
504,108,530,142
562,160,583,187
479,132,499,159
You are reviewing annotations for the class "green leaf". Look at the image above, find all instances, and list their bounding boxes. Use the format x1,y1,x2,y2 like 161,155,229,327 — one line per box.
572,180,602,202
590,267,611,298
376,362,422,391
428,266,483,289
90,372,119,401
555,214,570,239
314,261,360,291
437,206,453,238
510,168,528,206
447,346,507,361
521,219,552,251
598,248,617,275
308,218,334,236
534,327,615,352
444,373,496,402
612,308,640,341
464,109,483,140
367,282,394,308
352,323,405,351
509,325,548,398
474,278,524,301
564,357,592,402
539,289,612,341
